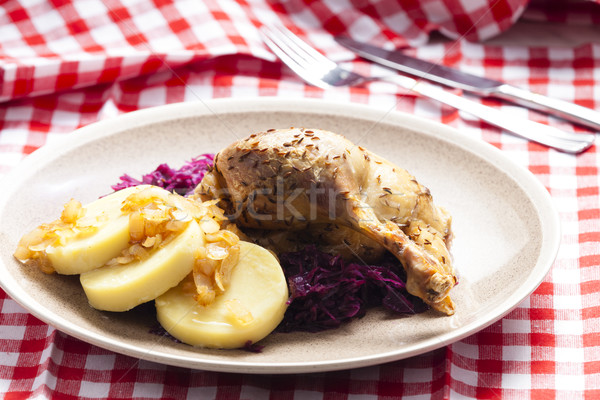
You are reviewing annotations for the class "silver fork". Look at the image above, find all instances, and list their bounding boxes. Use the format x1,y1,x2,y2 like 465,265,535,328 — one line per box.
260,25,595,154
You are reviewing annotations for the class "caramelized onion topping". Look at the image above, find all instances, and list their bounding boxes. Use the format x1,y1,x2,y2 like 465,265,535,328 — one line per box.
13,199,92,274
15,186,241,307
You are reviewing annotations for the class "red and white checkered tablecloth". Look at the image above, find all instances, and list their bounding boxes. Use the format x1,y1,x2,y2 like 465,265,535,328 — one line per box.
2,0,600,398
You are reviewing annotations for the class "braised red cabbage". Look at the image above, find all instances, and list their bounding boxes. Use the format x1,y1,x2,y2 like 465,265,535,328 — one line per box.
112,154,214,197
276,245,428,333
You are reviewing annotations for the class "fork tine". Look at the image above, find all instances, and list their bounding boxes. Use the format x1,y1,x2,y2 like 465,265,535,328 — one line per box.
261,28,317,84
264,26,317,71
270,25,338,70
260,26,335,89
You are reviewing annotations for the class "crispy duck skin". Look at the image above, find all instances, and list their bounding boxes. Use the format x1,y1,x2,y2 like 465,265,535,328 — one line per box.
195,128,456,315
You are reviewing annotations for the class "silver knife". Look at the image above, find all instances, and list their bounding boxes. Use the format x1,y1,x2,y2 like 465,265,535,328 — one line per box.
336,36,600,132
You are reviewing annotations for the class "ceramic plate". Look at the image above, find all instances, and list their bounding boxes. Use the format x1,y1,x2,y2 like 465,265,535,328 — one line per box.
0,98,560,373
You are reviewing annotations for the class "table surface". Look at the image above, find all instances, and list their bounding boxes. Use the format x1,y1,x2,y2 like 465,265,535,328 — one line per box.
1,0,600,398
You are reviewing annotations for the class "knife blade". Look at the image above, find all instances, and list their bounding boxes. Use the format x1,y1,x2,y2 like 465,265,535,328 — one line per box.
336,36,600,132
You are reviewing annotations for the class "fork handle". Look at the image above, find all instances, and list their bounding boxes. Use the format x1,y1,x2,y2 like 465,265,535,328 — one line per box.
384,75,596,154
494,84,600,132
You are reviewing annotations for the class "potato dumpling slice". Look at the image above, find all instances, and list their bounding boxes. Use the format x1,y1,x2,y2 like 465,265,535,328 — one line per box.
25,186,149,275
80,219,204,312
155,241,288,349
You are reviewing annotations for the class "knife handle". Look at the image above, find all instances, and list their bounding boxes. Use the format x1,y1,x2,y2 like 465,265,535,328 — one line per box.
495,84,600,132
384,75,595,154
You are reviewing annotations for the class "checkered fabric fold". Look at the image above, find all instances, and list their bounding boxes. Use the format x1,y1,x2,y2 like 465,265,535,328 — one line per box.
0,0,533,103
2,0,600,398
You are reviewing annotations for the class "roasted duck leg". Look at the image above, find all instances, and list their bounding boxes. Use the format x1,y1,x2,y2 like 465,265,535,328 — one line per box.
196,128,456,314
